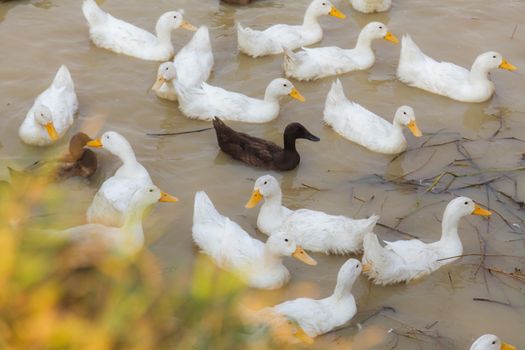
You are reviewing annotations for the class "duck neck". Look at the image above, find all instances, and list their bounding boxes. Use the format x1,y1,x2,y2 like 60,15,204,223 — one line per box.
469,60,491,85
283,132,297,152
261,190,284,215
331,277,355,302
115,145,141,172
69,142,85,161
392,118,405,136
438,208,462,251
121,202,148,246
262,245,283,268
155,21,173,46
302,6,322,30
263,88,281,104
354,32,374,52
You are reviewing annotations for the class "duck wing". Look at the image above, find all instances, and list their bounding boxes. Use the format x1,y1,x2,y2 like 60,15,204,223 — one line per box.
213,118,281,167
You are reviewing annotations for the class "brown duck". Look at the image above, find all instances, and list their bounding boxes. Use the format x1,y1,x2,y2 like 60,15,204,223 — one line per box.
29,132,98,181
212,117,320,171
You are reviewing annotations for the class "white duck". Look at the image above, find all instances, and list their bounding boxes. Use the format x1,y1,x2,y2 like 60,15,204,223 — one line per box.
470,334,516,350
246,175,379,255
82,0,196,61
397,35,517,103
323,79,422,154
284,22,398,81
237,0,346,58
350,0,392,13
362,197,492,285
152,26,214,101
19,65,78,146
192,191,317,290
260,258,362,339
56,185,169,256
86,131,177,227
176,78,305,123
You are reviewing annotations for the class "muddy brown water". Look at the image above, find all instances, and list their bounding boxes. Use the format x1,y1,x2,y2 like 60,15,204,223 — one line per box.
1,0,524,348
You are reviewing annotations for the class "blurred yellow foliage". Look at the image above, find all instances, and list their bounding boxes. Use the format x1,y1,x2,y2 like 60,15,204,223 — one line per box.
0,174,385,350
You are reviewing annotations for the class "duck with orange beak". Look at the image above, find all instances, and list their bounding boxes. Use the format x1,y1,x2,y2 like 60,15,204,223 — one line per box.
192,191,317,290
324,80,422,154
470,334,516,350
259,259,362,340
54,185,175,257
397,35,517,102
19,65,78,146
176,78,305,123
85,131,178,227
362,197,492,285
238,0,346,58
284,21,399,81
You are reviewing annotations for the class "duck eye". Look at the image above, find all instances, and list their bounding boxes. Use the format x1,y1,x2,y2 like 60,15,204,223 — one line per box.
492,341,496,345
379,26,383,29
464,201,468,205
283,84,287,87
492,55,496,59
284,238,289,242
173,16,177,19
356,264,359,268
264,181,268,185
322,2,326,5
403,111,406,115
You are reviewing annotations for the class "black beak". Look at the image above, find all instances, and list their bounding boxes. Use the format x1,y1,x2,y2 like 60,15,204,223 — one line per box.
304,131,320,142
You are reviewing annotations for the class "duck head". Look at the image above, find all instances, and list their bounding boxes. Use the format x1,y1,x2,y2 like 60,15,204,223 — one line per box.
266,233,317,266
473,52,517,73
157,10,196,33
265,78,305,102
332,258,362,299
470,334,515,350
393,106,422,138
245,175,280,208
307,0,346,19
284,123,320,142
69,132,94,160
86,131,132,156
446,197,491,219
152,62,177,90
360,22,398,44
34,105,58,141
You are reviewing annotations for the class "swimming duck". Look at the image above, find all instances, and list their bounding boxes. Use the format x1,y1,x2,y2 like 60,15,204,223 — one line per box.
349,0,392,13
323,79,422,154
19,65,78,146
470,334,516,350
397,35,517,103
237,0,346,58
283,22,398,81
152,26,214,101
56,185,175,256
29,132,97,182
192,191,317,290
260,258,361,339
82,0,196,61
212,118,319,171
86,131,177,227
246,175,379,254
362,197,492,285
176,78,305,123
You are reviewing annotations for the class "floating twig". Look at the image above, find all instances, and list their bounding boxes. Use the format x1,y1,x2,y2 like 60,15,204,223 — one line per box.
147,127,213,136
473,298,512,307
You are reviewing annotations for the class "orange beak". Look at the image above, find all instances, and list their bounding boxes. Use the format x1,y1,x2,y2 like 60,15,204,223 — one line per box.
472,204,491,217
159,191,179,203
